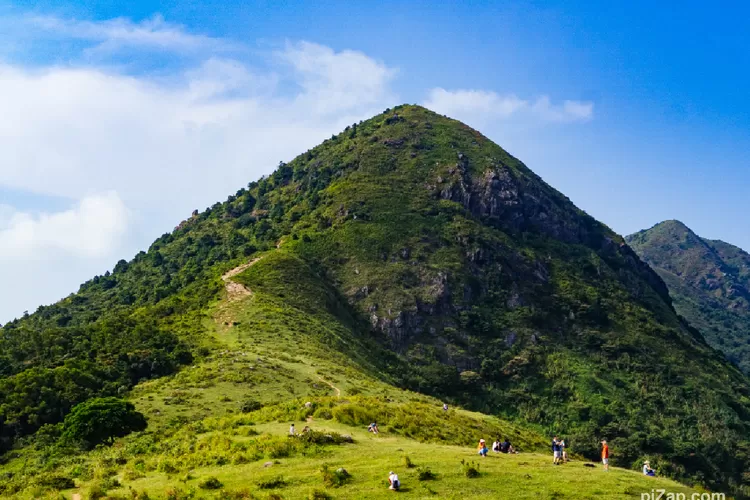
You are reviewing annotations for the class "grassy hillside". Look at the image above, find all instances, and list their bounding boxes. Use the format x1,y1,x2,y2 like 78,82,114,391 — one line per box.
627,220,750,373
2,105,750,497
0,252,696,499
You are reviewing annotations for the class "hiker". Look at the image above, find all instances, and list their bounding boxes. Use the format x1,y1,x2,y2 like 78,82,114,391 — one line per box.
388,471,400,491
601,440,609,471
302,425,311,434
492,439,501,453
561,439,568,462
368,422,379,434
643,461,655,477
289,423,296,436
443,403,449,412
500,437,515,454
478,439,489,457
552,436,562,465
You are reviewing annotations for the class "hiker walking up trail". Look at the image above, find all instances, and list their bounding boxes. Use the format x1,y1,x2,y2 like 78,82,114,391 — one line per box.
601,440,609,471
388,471,400,491
561,439,568,462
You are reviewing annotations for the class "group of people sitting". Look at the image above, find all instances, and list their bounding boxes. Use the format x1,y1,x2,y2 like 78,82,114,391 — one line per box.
477,437,516,457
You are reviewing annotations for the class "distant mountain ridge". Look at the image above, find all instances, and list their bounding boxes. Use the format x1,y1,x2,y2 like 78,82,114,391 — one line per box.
627,220,750,372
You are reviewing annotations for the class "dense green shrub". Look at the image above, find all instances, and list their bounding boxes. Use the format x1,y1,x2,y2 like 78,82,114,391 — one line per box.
37,474,75,490
199,476,223,490
62,397,147,449
308,490,332,500
257,476,286,489
321,465,351,487
239,399,262,413
417,467,437,481
461,460,480,478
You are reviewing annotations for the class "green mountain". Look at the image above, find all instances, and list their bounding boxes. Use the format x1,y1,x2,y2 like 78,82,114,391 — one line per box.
2,105,750,498
627,220,750,372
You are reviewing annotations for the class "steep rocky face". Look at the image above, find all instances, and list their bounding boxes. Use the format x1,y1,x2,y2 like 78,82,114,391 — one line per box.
429,149,672,316
627,220,750,372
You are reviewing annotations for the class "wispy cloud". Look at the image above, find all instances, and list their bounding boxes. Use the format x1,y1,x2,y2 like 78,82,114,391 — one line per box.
0,37,400,320
279,41,397,114
424,88,594,125
21,13,235,55
0,192,129,260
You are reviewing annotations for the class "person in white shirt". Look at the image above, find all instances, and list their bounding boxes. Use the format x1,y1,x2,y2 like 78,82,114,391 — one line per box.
388,471,400,490
643,461,655,476
289,423,295,436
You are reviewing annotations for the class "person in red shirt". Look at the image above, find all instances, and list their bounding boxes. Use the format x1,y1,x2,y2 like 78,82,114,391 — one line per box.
601,440,609,471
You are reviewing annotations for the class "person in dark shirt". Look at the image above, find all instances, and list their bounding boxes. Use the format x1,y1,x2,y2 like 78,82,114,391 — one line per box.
552,436,562,465
500,438,514,454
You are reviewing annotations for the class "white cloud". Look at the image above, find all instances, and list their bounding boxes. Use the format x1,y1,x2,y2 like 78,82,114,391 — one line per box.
279,41,397,114
0,192,129,260
23,14,233,55
423,88,593,126
0,13,591,322
0,35,398,321
0,42,397,205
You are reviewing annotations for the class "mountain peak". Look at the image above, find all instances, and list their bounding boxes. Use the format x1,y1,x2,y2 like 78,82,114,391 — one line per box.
628,222,750,373
4,106,750,496
655,219,692,232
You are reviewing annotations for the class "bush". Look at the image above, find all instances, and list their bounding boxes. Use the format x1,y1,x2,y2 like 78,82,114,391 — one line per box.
257,476,286,489
321,465,351,487
461,459,480,478
165,487,194,500
239,399,263,413
331,404,375,426
298,430,351,445
199,476,223,490
62,397,147,449
214,489,257,499
88,481,108,499
312,408,333,420
309,490,332,500
417,467,437,481
37,474,75,490
403,455,415,468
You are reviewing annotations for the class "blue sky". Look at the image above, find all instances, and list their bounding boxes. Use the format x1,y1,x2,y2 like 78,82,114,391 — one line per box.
0,0,749,321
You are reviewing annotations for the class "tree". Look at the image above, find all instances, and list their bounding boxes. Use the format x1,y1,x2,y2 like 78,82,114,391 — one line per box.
62,397,147,448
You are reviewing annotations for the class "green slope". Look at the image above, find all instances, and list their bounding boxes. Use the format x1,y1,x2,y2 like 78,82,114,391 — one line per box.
626,220,750,373
0,246,695,499
2,105,750,497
